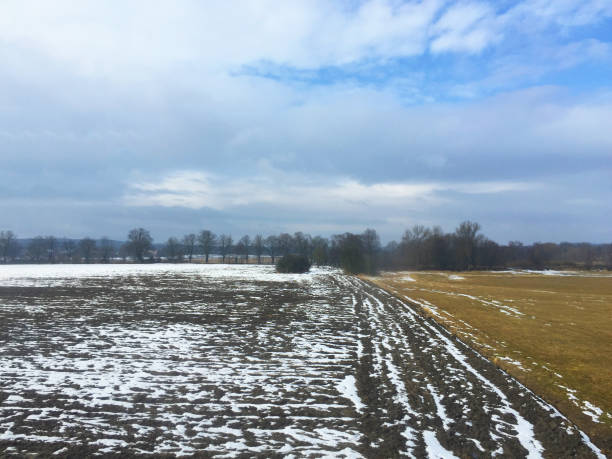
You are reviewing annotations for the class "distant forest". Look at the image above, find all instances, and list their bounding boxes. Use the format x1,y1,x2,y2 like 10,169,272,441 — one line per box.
1,222,611,274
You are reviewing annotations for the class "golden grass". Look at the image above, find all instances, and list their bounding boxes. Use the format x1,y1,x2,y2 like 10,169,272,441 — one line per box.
365,270,612,452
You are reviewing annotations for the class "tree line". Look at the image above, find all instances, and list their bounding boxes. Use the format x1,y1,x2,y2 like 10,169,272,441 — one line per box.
1,223,611,273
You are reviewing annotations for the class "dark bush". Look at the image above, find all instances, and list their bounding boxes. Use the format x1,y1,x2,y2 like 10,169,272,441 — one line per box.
276,254,311,273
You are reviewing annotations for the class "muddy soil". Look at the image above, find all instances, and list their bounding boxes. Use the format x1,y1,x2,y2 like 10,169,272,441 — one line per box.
0,266,604,457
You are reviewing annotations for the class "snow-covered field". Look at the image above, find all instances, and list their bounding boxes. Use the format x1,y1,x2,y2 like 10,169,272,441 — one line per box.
0,264,604,457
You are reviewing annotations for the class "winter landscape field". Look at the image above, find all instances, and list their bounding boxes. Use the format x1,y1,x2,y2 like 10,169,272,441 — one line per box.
0,264,607,457
368,270,612,456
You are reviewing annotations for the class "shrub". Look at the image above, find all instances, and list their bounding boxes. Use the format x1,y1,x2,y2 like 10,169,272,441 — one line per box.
276,254,311,273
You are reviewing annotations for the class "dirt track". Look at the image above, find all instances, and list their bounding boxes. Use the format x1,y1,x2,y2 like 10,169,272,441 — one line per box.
0,265,605,457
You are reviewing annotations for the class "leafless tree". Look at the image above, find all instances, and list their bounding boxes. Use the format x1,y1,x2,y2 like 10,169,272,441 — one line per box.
362,228,381,273
311,236,328,266
79,237,97,263
401,225,431,268
99,237,115,263
198,230,216,263
45,236,57,263
238,235,250,263
127,228,153,262
293,232,312,257
219,234,232,263
0,230,18,263
27,237,46,262
265,235,280,264
182,234,196,262
454,221,481,270
164,237,183,262
119,243,129,262
253,234,264,264
62,239,77,262
362,228,380,256
278,233,293,256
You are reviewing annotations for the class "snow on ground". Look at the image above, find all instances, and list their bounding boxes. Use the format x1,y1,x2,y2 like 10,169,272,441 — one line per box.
499,269,612,278
0,263,334,287
0,265,361,456
0,264,605,457
336,376,365,413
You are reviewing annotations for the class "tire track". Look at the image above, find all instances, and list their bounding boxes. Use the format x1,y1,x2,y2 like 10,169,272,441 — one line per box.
347,275,604,458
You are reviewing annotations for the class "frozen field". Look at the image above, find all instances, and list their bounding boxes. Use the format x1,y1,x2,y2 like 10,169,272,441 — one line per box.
0,264,605,457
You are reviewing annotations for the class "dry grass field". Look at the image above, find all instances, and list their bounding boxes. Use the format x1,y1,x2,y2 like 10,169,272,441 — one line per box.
366,269,612,454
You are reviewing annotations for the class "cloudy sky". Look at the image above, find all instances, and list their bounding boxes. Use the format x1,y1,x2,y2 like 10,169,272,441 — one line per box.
1,0,611,243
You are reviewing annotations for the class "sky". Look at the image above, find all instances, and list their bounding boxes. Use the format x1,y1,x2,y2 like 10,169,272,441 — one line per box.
1,0,611,244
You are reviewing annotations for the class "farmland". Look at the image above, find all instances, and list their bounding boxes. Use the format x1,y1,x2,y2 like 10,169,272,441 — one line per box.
0,264,606,457
367,270,612,456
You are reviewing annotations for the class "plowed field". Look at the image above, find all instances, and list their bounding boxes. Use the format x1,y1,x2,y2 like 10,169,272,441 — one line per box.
0,265,604,457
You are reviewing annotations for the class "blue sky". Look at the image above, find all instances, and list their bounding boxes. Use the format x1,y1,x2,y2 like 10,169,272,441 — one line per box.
1,0,611,243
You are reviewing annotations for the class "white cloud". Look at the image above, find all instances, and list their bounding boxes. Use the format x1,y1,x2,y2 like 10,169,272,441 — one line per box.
124,170,440,211
123,170,536,214
0,0,440,79
503,0,612,28
430,2,499,53
1,0,608,81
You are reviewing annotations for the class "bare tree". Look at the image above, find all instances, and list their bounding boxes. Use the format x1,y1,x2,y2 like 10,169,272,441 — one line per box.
293,232,312,257
182,234,196,263
401,225,431,268
529,242,556,269
79,237,97,263
99,237,115,263
0,230,18,263
362,228,381,274
362,228,380,257
127,228,153,262
27,237,46,262
265,235,280,264
63,239,77,262
278,233,293,255
119,242,129,262
238,235,250,264
45,236,57,263
311,236,329,266
477,238,500,269
198,230,216,263
333,232,366,274
454,221,481,270
253,234,264,264
218,234,232,263
164,237,183,262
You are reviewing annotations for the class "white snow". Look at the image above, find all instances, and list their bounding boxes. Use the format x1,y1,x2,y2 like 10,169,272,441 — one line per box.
0,263,335,287
336,375,365,412
426,384,451,431
0,264,362,457
397,296,545,459
582,401,603,423
422,430,458,458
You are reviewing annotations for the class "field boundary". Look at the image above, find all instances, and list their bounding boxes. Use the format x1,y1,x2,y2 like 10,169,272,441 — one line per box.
361,274,610,456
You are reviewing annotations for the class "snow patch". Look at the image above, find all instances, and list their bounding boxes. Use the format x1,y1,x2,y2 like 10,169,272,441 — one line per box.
422,430,458,458
336,375,365,413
